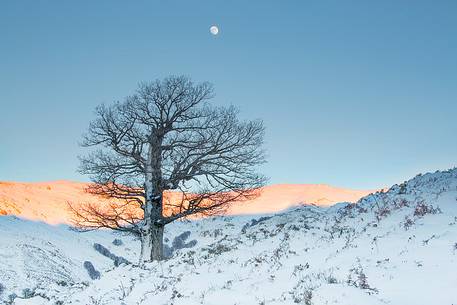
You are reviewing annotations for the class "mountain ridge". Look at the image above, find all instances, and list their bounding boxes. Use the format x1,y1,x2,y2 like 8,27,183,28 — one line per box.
0,180,375,225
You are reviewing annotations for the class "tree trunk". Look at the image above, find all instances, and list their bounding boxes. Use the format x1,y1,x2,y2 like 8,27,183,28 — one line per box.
141,165,164,263
140,136,164,264
139,230,152,264
139,223,164,263
151,224,164,260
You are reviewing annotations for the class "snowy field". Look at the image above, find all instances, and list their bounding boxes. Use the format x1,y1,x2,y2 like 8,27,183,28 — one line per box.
1,169,457,305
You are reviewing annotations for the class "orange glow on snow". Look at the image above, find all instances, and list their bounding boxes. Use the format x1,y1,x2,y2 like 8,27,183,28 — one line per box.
0,181,375,225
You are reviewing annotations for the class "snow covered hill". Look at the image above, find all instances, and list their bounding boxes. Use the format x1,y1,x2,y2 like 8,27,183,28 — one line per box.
2,168,457,305
0,181,373,224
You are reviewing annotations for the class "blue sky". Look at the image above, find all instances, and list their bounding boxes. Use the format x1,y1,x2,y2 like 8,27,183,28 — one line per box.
0,0,456,189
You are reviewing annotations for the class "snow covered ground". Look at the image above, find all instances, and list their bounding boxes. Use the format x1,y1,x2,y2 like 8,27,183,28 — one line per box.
2,168,457,305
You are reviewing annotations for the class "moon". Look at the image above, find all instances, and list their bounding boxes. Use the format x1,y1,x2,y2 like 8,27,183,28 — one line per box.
210,25,219,36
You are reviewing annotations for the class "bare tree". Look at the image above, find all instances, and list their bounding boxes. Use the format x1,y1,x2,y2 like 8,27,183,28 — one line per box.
72,76,266,262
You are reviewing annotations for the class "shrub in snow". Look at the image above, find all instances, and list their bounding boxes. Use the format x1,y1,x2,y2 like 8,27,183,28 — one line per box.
172,231,190,247
333,203,359,221
93,243,111,257
289,272,332,305
326,274,338,284
172,231,197,250
8,293,17,303
56,280,68,287
112,239,123,246
375,205,391,221
250,216,272,227
347,266,378,294
394,198,409,208
114,256,130,266
398,182,407,194
413,201,441,217
453,243,457,253
201,228,223,238
22,288,34,298
291,284,313,304
241,216,272,233
207,243,231,255
83,261,101,280
403,216,414,230
303,290,313,305
94,242,117,257
93,243,130,266
164,231,197,258
292,263,310,277
0,283,4,296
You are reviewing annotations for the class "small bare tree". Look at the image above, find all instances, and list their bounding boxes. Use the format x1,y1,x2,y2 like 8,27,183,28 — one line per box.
72,76,266,262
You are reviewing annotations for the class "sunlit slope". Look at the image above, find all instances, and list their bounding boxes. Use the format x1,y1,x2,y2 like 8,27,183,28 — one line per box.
0,180,373,224
229,183,373,214
0,181,106,225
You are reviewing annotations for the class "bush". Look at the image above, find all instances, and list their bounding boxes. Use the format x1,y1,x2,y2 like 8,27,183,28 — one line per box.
414,201,441,217
172,231,197,250
375,205,391,221
394,198,409,208
164,231,198,258
93,243,112,257
8,293,17,303
56,280,68,286
403,216,414,230
83,261,101,280
398,182,407,194
22,288,34,298
241,216,272,233
206,243,231,255
347,266,378,294
93,243,130,266
0,283,4,296
112,239,123,246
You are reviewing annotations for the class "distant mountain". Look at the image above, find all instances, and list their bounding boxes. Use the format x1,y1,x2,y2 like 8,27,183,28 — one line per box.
0,180,373,225
225,183,374,214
